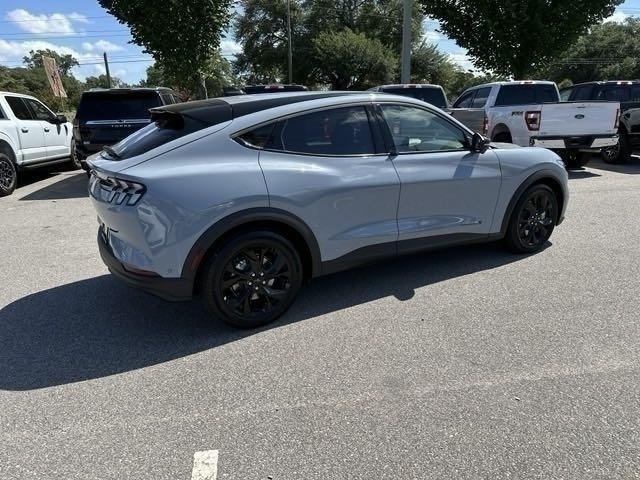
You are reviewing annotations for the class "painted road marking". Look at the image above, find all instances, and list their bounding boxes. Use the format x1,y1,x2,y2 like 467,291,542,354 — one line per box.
191,450,218,480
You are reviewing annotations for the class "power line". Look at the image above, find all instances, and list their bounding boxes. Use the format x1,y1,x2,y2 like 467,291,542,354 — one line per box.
0,33,132,41
0,29,129,36
0,15,111,24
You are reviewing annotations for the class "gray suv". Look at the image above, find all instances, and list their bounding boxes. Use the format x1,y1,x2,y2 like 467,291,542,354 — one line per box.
87,92,568,328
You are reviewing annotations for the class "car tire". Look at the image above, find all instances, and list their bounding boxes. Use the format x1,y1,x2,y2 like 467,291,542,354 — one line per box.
201,230,303,328
504,184,558,253
0,153,17,197
68,141,82,170
601,132,630,164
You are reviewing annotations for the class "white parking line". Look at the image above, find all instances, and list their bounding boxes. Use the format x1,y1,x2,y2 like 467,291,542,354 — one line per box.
191,450,218,480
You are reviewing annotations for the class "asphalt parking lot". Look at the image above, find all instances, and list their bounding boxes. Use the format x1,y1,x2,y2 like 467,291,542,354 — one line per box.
1,157,640,479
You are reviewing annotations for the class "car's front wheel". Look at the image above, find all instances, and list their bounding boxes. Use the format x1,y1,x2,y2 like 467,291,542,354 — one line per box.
201,231,303,328
0,153,17,197
505,184,558,253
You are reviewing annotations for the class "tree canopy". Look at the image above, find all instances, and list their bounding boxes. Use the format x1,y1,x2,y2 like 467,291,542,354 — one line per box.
418,0,624,78
537,18,640,83
98,0,233,95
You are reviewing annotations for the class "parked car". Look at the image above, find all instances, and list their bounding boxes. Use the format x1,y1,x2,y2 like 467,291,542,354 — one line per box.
561,80,640,163
450,81,620,168
0,91,76,197
87,92,568,328
240,84,308,95
73,87,180,168
368,84,449,110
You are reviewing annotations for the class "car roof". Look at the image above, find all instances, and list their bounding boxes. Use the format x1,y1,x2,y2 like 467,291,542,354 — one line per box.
83,87,174,94
468,80,556,90
571,80,640,86
371,84,443,90
0,91,38,99
150,92,368,126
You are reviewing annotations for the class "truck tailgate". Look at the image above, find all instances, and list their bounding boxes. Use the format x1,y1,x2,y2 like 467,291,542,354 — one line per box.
539,102,619,136
449,108,485,134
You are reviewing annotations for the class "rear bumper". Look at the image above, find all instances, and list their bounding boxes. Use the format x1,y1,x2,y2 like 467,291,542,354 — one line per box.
530,134,618,151
98,232,193,302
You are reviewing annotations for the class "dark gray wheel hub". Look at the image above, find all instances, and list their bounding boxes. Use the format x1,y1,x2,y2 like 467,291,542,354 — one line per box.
0,158,15,190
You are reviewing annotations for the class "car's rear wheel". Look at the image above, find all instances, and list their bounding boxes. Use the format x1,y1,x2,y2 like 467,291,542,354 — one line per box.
68,141,82,170
201,231,303,328
492,132,512,143
0,153,17,197
505,184,558,253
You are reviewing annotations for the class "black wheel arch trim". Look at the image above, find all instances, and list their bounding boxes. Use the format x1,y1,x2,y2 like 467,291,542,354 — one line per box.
500,169,566,235
181,207,322,282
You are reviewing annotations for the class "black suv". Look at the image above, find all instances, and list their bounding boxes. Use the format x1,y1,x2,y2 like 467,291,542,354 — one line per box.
73,87,180,167
562,81,640,163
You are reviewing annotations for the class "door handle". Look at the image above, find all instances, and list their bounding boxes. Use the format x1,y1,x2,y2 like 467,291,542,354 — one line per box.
44,127,50,132
21,127,28,133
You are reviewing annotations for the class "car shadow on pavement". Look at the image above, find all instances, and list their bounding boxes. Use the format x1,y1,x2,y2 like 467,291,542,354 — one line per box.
0,242,539,391
567,169,601,180
587,155,640,175
19,172,89,201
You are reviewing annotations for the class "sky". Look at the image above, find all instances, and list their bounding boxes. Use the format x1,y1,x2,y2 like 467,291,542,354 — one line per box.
0,0,639,85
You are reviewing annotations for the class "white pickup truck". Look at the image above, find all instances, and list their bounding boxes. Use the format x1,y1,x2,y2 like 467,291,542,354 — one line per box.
450,81,620,168
0,91,77,197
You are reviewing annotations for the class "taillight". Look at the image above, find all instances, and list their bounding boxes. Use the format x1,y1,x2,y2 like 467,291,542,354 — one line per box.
482,115,488,135
89,171,146,206
525,111,541,131
614,108,620,129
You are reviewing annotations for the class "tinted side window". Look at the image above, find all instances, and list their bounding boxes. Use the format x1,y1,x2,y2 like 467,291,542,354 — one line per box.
380,104,467,153
597,85,630,102
6,96,34,120
279,106,375,156
237,123,275,148
471,87,491,108
453,90,475,108
25,98,56,121
631,85,640,101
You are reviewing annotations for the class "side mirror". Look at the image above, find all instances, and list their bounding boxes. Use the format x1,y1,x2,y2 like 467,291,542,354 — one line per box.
54,114,68,124
470,132,490,153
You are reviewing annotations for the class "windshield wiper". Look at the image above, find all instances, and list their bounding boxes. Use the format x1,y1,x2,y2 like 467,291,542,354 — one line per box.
103,145,121,159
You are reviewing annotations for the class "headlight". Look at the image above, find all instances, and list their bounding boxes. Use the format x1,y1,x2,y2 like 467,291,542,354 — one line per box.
89,171,146,206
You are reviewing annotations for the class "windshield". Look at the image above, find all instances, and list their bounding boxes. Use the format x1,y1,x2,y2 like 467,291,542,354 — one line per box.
381,87,447,108
77,91,162,120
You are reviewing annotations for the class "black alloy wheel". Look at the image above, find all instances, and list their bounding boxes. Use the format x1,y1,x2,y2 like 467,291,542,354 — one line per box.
202,231,303,328
601,132,630,164
505,185,558,253
68,141,82,170
0,153,17,197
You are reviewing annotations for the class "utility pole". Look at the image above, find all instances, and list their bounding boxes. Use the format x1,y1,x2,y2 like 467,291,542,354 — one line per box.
103,52,112,88
401,0,412,83
286,0,293,84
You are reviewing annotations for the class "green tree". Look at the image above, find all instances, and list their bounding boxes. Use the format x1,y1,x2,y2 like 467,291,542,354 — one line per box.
233,0,424,86
313,28,397,89
23,49,79,76
84,75,128,89
536,18,640,83
98,0,233,96
418,0,623,78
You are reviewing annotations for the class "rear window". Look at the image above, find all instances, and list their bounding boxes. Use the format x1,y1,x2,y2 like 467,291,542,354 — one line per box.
77,91,162,120
103,113,210,161
380,87,447,108
494,84,559,106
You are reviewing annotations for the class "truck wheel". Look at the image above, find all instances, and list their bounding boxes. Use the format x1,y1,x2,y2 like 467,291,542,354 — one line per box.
0,153,17,197
602,132,630,164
